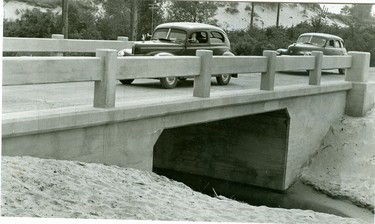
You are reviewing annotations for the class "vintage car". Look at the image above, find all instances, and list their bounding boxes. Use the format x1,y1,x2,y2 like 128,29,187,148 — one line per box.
118,22,236,89
276,33,347,74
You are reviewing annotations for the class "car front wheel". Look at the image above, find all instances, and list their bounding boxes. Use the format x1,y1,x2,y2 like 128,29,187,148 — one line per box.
160,77,178,89
216,74,231,85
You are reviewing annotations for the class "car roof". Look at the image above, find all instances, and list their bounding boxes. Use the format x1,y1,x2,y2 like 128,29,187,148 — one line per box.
155,22,225,33
299,33,344,42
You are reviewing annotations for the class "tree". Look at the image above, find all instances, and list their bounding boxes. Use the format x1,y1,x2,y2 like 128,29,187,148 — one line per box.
340,5,351,15
4,8,59,38
61,1,101,39
97,0,132,40
62,0,68,38
250,2,255,29
129,0,138,41
276,3,281,27
310,15,327,32
340,4,373,24
166,1,218,25
137,0,164,36
349,4,372,21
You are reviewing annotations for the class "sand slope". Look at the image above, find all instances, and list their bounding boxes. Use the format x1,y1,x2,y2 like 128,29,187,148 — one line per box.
301,108,375,211
1,155,367,223
215,3,347,30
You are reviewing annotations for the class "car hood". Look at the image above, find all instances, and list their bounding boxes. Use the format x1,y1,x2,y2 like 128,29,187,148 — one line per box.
131,40,185,56
287,43,323,55
118,40,185,56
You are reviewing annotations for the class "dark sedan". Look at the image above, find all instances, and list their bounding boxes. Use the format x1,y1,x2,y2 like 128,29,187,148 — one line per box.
118,22,236,89
277,33,347,74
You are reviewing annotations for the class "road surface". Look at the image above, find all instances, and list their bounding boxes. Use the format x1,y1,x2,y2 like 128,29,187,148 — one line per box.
3,69,374,114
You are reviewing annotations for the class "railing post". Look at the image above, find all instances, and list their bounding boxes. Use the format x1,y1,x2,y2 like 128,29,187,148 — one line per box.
345,51,370,82
51,34,64,56
94,49,118,108
261,50,276,91
193,50,213,98
309,51,323,85
344,51,374,117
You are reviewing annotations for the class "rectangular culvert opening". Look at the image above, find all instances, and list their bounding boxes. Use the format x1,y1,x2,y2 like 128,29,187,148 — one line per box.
153,109,290,204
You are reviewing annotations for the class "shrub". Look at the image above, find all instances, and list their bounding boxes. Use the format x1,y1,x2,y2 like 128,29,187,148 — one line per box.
4,8,59,38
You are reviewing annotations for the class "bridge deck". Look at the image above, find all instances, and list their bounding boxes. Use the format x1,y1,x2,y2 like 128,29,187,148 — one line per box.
2,71,352,114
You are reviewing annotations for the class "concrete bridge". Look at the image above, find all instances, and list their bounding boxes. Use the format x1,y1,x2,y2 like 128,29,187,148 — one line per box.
2,35,374,192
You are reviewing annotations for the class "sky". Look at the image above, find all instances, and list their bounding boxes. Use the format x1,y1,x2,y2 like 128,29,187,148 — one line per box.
320,3,375,15
230,0,375,17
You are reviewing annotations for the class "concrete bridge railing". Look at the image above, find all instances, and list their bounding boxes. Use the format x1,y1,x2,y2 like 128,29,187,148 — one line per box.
3,34,133,54
2,43,371,116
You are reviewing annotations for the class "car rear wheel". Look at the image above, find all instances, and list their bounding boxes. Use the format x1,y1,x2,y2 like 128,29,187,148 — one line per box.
119,79,134,85
216,74,231,85
160,77,178,89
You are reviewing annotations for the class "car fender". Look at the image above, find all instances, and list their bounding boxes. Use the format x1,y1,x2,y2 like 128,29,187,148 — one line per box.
118,48,133,56
276,48,288,55
222,51,235,57
153,52,175,57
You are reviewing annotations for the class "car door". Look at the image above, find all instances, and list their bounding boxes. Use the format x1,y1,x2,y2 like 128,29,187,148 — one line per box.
209,31,229,55
185,31,210,55
324,39,343,55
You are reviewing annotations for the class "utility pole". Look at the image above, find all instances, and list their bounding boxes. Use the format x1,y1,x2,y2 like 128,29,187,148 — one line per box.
62,0,69,39
148,0,158,34
276,2,281,27
250,2,255,29
130,0,138,41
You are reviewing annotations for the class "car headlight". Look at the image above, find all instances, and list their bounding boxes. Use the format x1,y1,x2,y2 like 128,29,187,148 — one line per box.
118,50,125,56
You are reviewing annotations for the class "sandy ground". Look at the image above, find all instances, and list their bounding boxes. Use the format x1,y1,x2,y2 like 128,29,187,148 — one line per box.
215,2,347,30
3,1,61,21
301,108,375,211
0,155,369,224
2,109,375,223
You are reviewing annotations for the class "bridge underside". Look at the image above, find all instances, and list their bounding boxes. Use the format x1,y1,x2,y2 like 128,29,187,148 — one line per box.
154,109,290,190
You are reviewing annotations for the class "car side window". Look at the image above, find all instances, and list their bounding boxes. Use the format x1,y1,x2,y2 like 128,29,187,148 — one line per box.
328,40,335,48
340,41,345,48
210,31,225,44
334,40,341,48
189,31,208,44
169,29,187,43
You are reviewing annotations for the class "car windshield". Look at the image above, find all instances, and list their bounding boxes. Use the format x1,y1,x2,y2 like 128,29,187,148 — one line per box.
152,28,169,40
152,28,187,44
297,35,327,47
